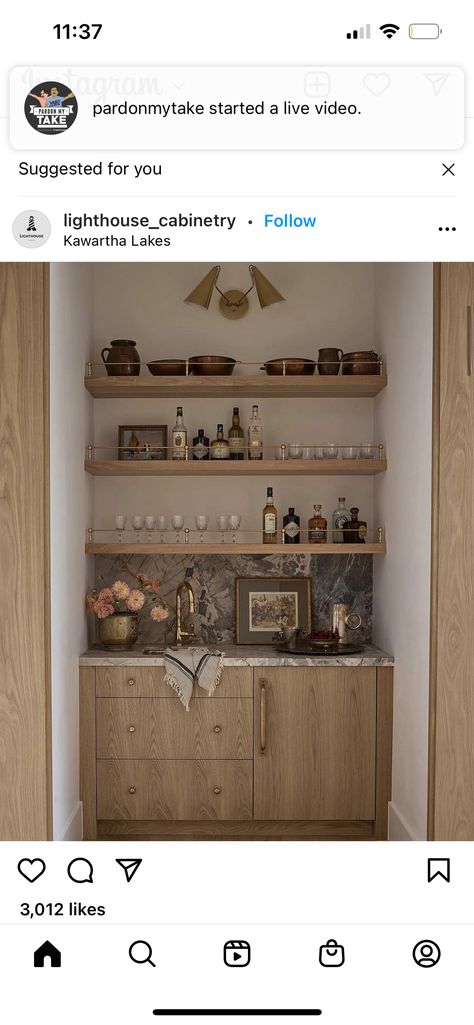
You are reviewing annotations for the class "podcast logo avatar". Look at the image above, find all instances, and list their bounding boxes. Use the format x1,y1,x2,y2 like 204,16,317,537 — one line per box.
25,81,78,135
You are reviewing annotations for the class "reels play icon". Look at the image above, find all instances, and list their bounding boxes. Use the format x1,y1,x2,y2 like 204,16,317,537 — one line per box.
223,940,251,967
25,81,77,134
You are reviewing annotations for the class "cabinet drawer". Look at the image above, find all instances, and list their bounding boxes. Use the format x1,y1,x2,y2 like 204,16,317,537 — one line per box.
96,697,253,759
97,759,253,820
96,665,252,698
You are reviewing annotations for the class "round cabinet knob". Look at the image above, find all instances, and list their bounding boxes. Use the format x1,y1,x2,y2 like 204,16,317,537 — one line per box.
127,678,136,687
213,725,222,734
128,786,136,795
213,787,221,795
128,725,136,733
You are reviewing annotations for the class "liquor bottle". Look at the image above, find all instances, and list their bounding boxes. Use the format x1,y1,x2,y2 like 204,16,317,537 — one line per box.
342,507,367,544
332,496,350,543
228,407,245,460
172,406,187,460
283,507,300,544
193,428,209,460
210,424,230,460
262,486,278,544
248,404,263,460
308,504,327,544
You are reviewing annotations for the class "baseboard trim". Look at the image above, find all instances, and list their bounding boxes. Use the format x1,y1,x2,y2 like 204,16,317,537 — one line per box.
388,802,416,841
97,819,374,841
56,801,83,841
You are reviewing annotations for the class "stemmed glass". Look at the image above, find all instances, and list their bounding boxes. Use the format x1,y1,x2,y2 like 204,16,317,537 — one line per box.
157,515,167,543
195,514,209,543
114,515,127,543
132,515,144,543
217,515,229,543
145,515,155,542
172,514,184,542
229,514,241,543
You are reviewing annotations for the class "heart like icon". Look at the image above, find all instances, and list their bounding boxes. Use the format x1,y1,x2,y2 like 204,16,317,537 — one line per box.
18,858,46,883
363,73,391,97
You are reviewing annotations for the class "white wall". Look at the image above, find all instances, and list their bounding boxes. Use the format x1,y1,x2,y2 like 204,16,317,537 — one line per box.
50,265,94,840
92,263,377,534
373,264,433,841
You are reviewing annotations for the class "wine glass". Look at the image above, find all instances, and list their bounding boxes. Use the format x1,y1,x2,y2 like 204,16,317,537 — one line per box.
195,514,209,543
114,514,127,543
157,515,167,543
145,515,155,542
229,514,241,543
171,514,184,542
217,515,229,542
132,515,144,543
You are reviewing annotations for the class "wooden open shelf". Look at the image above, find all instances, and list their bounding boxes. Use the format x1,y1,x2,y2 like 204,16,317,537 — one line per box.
86,542,386,556
84,374,387,400
85,457,386,477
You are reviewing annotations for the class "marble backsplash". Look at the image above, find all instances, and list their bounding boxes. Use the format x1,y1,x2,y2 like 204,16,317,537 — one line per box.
91,552,373,647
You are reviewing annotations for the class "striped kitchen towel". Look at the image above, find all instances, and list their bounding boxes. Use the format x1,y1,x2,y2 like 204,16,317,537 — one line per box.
164,647,225,710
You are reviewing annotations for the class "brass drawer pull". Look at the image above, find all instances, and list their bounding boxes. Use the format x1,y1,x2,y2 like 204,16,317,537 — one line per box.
128,786,136,795
260,680,267,753
213,725,222,733
127,677,136,687
128,725,136,733
213,786,222,795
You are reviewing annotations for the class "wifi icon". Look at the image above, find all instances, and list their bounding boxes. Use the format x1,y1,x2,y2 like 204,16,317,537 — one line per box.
379,23,400,38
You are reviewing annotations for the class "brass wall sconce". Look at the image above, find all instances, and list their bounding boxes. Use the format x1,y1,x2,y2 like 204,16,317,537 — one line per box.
184,265,285,319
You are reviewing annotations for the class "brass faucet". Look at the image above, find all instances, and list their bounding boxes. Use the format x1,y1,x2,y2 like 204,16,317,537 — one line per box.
175,579,196,647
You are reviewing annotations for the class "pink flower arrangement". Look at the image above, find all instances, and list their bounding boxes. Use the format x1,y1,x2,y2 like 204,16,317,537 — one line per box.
86,576,168,623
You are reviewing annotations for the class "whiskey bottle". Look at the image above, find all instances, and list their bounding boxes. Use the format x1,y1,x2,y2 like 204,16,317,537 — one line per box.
283,507,300,544
308,504,327,544
342,507,367,544
210,424,230,460
262,486,278,544
228,407,245,460
193,428,209,460
172,406,187,460
332,496,350,543
248,404,263,460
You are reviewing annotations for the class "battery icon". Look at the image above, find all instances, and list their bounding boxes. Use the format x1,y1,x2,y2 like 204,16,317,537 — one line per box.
409,23,440,39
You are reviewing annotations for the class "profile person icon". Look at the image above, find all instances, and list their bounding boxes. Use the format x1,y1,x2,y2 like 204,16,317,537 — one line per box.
412,940,441,967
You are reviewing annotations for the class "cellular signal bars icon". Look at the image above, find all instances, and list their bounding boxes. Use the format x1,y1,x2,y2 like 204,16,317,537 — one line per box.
347,24,371,40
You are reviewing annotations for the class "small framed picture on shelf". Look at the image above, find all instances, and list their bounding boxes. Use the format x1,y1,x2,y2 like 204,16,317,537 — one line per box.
118,424,168,461
235,576,311,645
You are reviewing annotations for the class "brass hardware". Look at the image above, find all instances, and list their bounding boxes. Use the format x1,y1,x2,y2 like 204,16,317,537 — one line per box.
184,527,190,544
128,725,136,733
281,443,287,460
219,288,249,320
378,357,384,375
379,443,385,459
213,786,221,795
127,678,135,687
128,786,136,794
468,306,472,377
185,444,189,460
213,725,222,734
87,444,93,460
87,528,93,544
185,359,190,376
282,359,287,376
281,528,285,543
184,264,284,318
87,361,93,376
378,527,385,544
176,579,196,647
260,681,266,753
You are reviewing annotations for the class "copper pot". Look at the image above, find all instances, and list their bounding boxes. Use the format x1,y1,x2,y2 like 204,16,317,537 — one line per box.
101,339,141,377
261,358,316,376
317,348,343,376
147,359,187,376
189,355,236,376
98,612,139,651
340,350,380,375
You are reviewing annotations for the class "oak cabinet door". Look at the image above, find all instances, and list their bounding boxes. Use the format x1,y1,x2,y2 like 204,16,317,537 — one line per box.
254,668,376,820
97,759,253,821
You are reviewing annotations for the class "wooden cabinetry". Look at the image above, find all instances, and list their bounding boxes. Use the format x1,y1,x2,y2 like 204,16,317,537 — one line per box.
80,663,393,840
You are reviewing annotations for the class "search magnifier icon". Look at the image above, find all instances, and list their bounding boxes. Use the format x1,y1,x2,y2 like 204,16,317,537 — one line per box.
129,940,156,967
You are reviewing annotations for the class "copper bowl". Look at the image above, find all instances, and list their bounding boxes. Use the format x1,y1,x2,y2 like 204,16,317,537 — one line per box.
189,355,236,376
341,350,380,375
147,359,187,376
261,358,316,376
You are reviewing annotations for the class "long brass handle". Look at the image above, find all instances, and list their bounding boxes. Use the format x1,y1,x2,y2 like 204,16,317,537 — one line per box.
260,681,266,753
468,305,472,377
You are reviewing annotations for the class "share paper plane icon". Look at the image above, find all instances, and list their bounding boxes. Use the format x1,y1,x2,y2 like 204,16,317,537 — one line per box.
116,858,142,882
424,73,450,96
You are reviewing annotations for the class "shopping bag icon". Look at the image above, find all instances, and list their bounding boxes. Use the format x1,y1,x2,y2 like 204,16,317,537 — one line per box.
319,938,345,967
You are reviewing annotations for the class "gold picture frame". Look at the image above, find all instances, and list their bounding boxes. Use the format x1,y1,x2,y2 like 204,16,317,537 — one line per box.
235,576,312,644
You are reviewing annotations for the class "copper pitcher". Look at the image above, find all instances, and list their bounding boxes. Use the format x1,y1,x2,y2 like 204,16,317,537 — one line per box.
317,347,343,376
101,339,141,377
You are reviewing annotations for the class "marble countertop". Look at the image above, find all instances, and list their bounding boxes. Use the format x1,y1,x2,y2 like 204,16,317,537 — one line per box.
79,643,394,668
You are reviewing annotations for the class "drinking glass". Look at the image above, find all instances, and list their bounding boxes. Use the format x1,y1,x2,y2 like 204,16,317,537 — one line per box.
341,446,358,459
229,514,241,543
289,443,303,459
302,446,313,460
145,515,155,542
360,443,374,459
217,514,229,542
323,443,338,460
114,514,127,543
171,514,184,542
157,515,167,543
314,446,324,460
195,514,209,543
132,515,144,543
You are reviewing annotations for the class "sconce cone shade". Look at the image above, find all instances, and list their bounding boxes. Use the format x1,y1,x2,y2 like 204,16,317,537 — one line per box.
250,265,285,308
184,266,221,309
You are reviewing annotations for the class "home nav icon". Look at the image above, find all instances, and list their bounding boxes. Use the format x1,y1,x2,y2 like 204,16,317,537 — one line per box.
34,940,62,967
